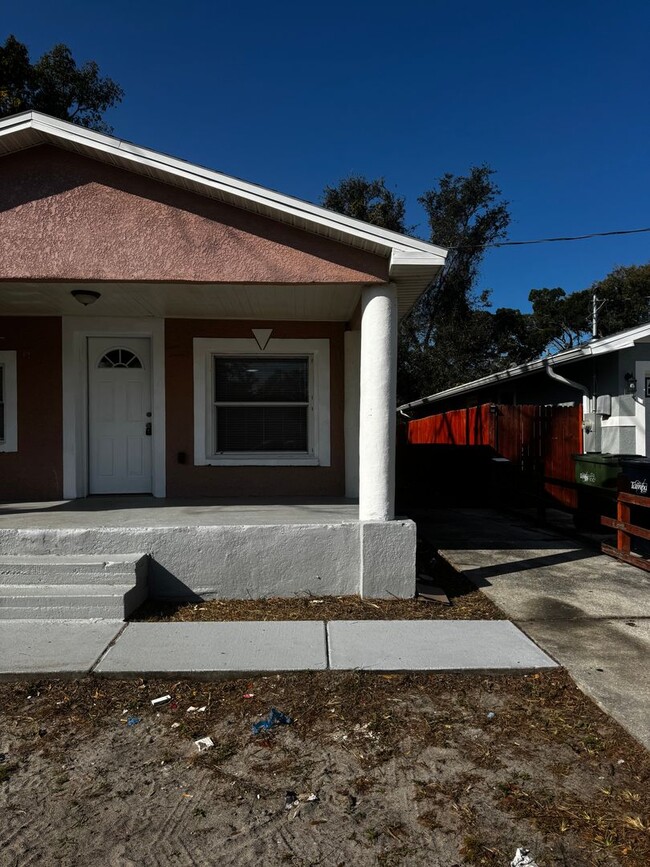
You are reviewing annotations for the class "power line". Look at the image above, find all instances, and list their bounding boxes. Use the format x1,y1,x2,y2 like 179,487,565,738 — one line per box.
447,225,650,250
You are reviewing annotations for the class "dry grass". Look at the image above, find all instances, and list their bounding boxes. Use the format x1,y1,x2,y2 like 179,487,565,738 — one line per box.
132,553,501,623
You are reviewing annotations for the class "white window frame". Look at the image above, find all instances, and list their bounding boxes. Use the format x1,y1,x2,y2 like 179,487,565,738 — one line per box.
0,350,18,452
193,338,330,466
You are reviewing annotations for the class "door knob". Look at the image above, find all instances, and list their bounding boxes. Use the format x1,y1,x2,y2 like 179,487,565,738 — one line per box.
145,422,152,436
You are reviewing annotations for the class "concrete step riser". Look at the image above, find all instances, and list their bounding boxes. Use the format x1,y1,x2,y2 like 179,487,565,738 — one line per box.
0,531,148,556
0,604,127,620
0,550,148,619
0,553,147,573
0,571,140,586
0,583,146,620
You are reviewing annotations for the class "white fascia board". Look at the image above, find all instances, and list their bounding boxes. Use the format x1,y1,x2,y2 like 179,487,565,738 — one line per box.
0,112,448,265
0,112,36,134
590,321,650,354
389,248,447,272
398,360,549,411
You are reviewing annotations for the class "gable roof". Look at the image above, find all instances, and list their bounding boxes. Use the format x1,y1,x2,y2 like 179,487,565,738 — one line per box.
0,112,447,315
398,320,650,412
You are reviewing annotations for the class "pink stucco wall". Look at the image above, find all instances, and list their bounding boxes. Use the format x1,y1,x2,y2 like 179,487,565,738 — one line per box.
165,319,345,498
0,146,389,284
0,317,63,500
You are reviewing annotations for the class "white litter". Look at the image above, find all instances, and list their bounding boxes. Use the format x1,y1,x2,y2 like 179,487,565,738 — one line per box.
194,736,214,752
511,849,538,867
187,705,207,713
171,722,180,729
151,695,172,707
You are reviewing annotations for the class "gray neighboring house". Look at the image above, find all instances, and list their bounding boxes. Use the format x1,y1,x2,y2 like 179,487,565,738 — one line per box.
398,322,650,456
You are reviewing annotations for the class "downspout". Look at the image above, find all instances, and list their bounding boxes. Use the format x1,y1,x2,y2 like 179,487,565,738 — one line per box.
545,358,591,452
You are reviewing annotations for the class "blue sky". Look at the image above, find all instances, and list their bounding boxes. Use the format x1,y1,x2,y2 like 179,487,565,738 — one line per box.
4,1,649,311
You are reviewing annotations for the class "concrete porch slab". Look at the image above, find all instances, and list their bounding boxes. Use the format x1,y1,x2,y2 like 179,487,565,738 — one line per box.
0,619,123,678
327,620,557,671
95,621,328,677
0,497,359,528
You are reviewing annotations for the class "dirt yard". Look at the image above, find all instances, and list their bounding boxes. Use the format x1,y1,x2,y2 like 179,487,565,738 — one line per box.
1,670,648,866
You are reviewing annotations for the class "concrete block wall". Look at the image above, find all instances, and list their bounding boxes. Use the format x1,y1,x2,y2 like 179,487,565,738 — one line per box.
0,519,417,600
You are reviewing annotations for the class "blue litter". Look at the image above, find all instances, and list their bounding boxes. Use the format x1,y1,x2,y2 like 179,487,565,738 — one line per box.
487,712,496,721
127,717,141,727
251,707,292,735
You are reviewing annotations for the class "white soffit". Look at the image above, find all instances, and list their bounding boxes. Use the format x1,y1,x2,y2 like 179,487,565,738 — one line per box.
0,282,364,321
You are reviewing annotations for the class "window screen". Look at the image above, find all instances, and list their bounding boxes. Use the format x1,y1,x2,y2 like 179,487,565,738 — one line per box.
214,356,309,452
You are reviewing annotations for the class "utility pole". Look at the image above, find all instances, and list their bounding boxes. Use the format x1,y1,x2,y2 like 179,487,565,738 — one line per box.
592,291,598,339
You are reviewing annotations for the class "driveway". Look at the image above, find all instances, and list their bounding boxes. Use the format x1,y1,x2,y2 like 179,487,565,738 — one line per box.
416,507,650,750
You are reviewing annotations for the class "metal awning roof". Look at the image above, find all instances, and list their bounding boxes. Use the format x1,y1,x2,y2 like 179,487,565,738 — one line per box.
398,320,650,412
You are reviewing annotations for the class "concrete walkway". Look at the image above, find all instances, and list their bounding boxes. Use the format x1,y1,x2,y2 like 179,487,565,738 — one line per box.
417,507,650,751
0,618,556,679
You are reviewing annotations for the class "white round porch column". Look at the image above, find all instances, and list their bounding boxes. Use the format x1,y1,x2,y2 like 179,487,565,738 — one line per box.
359,283,398,521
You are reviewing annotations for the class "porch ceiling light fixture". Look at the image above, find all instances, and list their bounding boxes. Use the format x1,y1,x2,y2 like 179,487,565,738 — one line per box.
71,289,101,306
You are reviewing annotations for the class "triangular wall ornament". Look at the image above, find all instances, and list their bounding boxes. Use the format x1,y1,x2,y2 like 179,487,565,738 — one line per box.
252,328,273,350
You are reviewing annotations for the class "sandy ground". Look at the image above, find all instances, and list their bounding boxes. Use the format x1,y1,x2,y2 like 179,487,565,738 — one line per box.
1,670,648,867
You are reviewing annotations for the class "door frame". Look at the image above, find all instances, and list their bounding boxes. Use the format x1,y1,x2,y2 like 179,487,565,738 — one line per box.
62,317,166,498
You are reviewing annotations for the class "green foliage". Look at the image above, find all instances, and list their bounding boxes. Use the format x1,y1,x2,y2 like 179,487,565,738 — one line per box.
523,265,650,354
398,166,511,401
417,166,510,321
584,263,650,337
527,287,591,352
321,176,407,233
0,35,123,132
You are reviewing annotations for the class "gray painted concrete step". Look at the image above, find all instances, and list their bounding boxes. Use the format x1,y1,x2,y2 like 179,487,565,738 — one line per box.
0,553,148,619
0,584,146,620
0,553,148,585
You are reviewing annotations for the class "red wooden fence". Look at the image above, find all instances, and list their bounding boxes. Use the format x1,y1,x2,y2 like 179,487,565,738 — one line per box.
406,403,583,509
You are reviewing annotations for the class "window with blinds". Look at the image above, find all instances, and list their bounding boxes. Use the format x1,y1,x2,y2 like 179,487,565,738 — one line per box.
214,356,310,452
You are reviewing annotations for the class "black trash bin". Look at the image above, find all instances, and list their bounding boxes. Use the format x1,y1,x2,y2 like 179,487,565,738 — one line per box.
620,458,650,557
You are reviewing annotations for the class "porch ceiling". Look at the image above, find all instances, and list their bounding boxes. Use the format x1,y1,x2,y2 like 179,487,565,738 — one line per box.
0,281,362,321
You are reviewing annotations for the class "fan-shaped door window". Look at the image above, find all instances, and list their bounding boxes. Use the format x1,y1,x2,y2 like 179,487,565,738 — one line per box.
97,348,143,369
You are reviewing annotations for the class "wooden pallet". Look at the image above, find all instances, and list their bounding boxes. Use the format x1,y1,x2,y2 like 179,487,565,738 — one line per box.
601,490,650,571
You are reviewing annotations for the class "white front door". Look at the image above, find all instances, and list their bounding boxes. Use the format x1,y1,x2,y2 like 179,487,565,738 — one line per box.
88,337,153,494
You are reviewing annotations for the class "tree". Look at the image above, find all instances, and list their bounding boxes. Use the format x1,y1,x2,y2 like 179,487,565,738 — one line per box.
583,263,650,337
523,264,650,354
322,167,511,402
526,287,592,352
0,35,123,132
398,166,510,401
321,176,407,233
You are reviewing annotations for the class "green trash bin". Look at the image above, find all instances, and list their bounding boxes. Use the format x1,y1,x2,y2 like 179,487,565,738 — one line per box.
572,453,639,529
